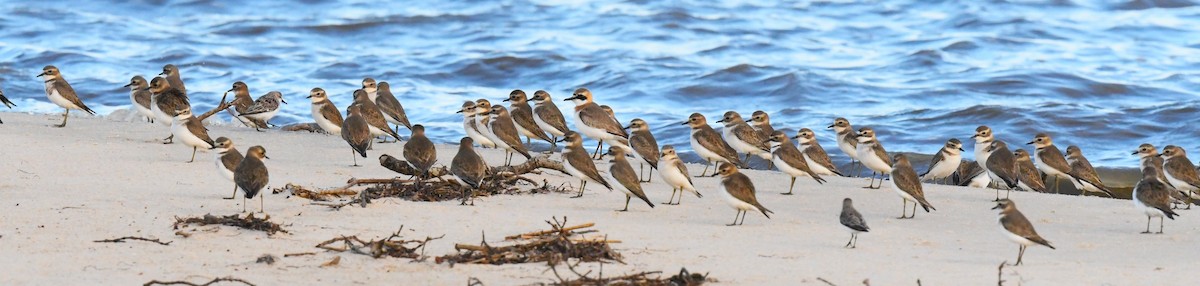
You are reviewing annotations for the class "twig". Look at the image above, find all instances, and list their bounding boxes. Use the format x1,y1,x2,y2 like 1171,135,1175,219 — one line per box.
143,277,255,286
284,252,316,257
194,92,232,122
505,223,595,240
818,277,837,286
94,236,172,246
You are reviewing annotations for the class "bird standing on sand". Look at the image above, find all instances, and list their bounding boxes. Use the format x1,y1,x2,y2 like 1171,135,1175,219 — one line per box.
1013,149,1048,193
211,137,243,200
238,91,287,131
983,141,1022,200
855,127,893,189
487,105,533,166
1027,133,1075,194
452,137,488,206
150,77,188,143
683,113,744,176
1133,167,1179,234
718,111,772,163
530,90,571,150
0,87,13,124
352,89,402,142
890,154,936,219
839,198,869,248
1065,146,1115,197
375,82,412,136
160,64,186,96
228,82,266,129
828,118,860,176
1160,145,1200,209
657,145,702,205
403,124,438,187
766,131,826,195
921,139,963,183
714,162,772,226
992,199,1055,266
792,128,843,177
458,101,496,148
1133,144,1184,207
306,88,343,134
38,65,96,128
235,146,270,213
170,108,215,163
625,118,660,182
473,99,498,146
505,90,553,148
972,126,996,174
124,76,154,123
558,131,612,198
341,104,371,166
604,147,655,211
564,88,631,159
749,110,774,138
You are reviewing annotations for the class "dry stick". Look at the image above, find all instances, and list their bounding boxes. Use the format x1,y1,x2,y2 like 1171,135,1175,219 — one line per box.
194,92,232,122
143,277,255,286
283,252,316,257
816,277,837,286
505,223,595,240
94,236,172,246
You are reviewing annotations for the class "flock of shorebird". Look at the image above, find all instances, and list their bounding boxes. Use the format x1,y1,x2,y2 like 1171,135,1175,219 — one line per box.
7,64,1199,266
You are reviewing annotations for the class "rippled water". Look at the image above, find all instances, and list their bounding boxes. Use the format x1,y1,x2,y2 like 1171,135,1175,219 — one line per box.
2,0,1199,170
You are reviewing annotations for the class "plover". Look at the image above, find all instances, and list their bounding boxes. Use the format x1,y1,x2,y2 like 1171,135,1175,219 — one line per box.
403,124,438,184
956,161,993,188
558,131,613,198
890,154,935,218
839,198,869,248
1160,145,1200,208
0,87,13,123
38,66,96,127
457,101,497,148
683,113,745,176
855,127,893,189
150,77,189,143
604,147,655,211
361,78,379,101
505,90,553,149
657,145,702,205
750,110,775,138
530,90,571,150
473,99,497,146
1013,149,1048,193
160,64,186,96
828,118,860,176
235,146,270,213
714,162,773,226
624,118,660,182
563,88,631,159
352,89,402,142
487,105,533,166
1065,146,1115,197
792,128,844,177
971,126,997,184
228,81,266,129
238,91,287,131
766,131,826,195
124,76,155,123
306,88,344,134
1133,167,1179,234
452,137,488,205
341,104,371,166
210,137,243,200
1027,133,1074,194
718,111,772,165
1134,144,1179,206
992,199,1055,265
920,139,964,184
375,82,412,136
983,141,1022,200
170,107,215,163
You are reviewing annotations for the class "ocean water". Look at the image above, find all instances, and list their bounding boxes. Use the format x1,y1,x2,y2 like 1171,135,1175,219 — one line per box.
1,0,1199,171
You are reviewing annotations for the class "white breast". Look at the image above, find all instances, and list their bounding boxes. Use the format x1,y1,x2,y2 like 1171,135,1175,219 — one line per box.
573,109,618,141
171,118,212,149
689,130,727,163
464,117,496,148
532,109,566,137
657,160,696,192
214,152,235,181
856,143,892,174
1132,187,1165,218
922,153,960,180
717,183,759,212
835,133,859,160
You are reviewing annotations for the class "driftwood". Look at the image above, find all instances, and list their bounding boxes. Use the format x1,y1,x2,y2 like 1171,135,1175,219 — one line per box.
194,92,233,122
284,252,316,257
172,213,288,235
94,236,172,246
315,226,443,260
143,277,255,286
281,123,322,133
435,217,621,266
544,263,713,286
273,183,358,201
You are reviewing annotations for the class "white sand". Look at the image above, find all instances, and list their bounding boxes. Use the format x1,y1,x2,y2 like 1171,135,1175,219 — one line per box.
1,112,1197,285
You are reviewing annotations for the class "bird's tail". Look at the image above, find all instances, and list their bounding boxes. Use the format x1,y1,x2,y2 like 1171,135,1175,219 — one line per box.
636,193,655,208
917,198,936,212
756,204,774,218
352,144,368,158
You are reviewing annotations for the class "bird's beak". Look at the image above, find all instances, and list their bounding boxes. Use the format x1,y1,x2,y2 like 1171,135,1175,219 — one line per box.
958,148,965,151
158,71,167,76
123,82,133,87
264,156,271,159
971,134,978,139
563,95,583,101
623,124,633,130
991,204,1002,210
555,138,566,143
715,119,726,123
1026,141,1035,145
1131,151,1139,155
826,124,835,128
455,109,465,114
708,173,720,177
790,135,800,139
1158,154,1166,157
281,99,288,104
227,88,235,92
502,98,511,102
680,121,689,126
36,72,46,77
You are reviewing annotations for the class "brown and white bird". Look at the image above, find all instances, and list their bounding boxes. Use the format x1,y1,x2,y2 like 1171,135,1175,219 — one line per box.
564,88,632,159
170,108,215,163
529,90,571,150
487,105,533,166
150,77,189,143
828,117,860,175
992,199,1055,266
983,141,1022,200
237,91,287,131
1027,133,1075,194
683,113,744,176
458,101,497,148
361,78,379,101
211,137,243,200
718,111,772,163
159,64,186,96
403,124,438,184
306,88,343,134
352,89,402,142
792,128,843,177
604,147,655,211
1133,144,1182,206
714,162,772,226
374,81,412,135
558,131,613,198
749,110,775,138
0,87,13,124
890,154,935,219
234,146,270,213
1133,167,1180,234
124,76,154,123
228,81,266,129
504,89,553,148
38,65,96,127
839,198,869,248
1013,149,1048,193
1065,145,1115,197
657,145,702,205
766,131,825,195
452,137,488,206
341,104,372,166
855,127,893,189
921,139,964,184
624,118,660,182
1160,145,1200,209
473,99,498,146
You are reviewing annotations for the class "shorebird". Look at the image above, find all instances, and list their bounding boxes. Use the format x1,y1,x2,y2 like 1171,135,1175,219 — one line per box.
749,110,774,138
306,87,343,134
235,146,270,213
160,64,186,95
956,161,993,188
792,128,844,177
487,105,533,166
683,113,744,176
38,66,96,127
828,118,860,176
766,131,826,195
505,90,553,149
558,131,613,198
228,81,266,129
890,154,935,218
1027,133,1074,194
1065,146,1115,197
1133,167,1179,234
718,111,772,164
624,118,660,182
473,99,497,146
211,137,243,200
403,124,437,189
341,104,371,166
452,137,488,205
0,87,12,124
1013,149,1048,193
457,101,496,148
530,90,570,151
375,81,412,136
238,91,287,131
1160,145,1200,209
150,77,188,143
992,199,1055,266
855,127,893,189
839,198,869,248
971,126,997,185
124,76,154,123
170,107,215,163
563,88,631,159
352,89,402,142
362,78,379,101
605,147,655,211
658,145,702,205
1133,144,1182,206
920,139,964,184
714,162,772,226
983,141,1022,200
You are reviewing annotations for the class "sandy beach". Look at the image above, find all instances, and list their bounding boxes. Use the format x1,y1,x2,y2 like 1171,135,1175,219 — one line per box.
1,111,1198,285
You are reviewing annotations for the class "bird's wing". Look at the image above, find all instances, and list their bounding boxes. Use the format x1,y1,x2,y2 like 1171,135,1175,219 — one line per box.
492,117,531,158
1000,211,1053,248
1165,158,1200,188
376,92,412,129
579,106,627,138
672,159,694,187
922,150,947,176
803,142,842,175
630,131,660,166
320,102,344,127
133,89,152,109
221,150,243,172
872,143,893,166
54,80,95,114
511,105,551,141
1037,146,1072,173
1137,179,1177,216
567,148,609,188
535,104,571,134
732,124,768,150
186,117,214,147
840,209,869,232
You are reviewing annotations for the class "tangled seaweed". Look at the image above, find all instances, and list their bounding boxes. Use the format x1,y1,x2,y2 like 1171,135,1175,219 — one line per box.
172,213,288,235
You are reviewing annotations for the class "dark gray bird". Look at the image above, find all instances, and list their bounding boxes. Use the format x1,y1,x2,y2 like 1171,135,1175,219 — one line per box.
124,76,154,123
228,81,267,129
150,77,189,143
505,89,553,148
559,131,612,198
749,110,775,138
375,82,412,135
1160,145,1200,209
341,104,372,166
1013,149,1048,193
683,113,745,176
1065,145,1115,197
0,86,13,123
530,90,571,150
170,108,214,163
487,105,533,166
921,138,964,184
624,118,660,182
352,89,402,142
306,88,343,134
235,146,270,213
889,154,935,219
839,198,869,248
715,162,772,226
983,141,1021,200
1133,167,1179,234
792,128,844,177
993,199,1055,266
38,65,96,127
211,137,243,200
766,131,825,195
605,147,655,211
828,117,860,176
160,64,186,96
403,124,438,183
452,137,488,206
1027,133,1074,194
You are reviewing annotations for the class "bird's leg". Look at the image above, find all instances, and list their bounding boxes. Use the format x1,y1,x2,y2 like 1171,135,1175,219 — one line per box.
1052,176,1060,194
1158,217,1165,234
259,193,264,213
727,210,741,226
739,210,748,225
1015,245,1025,266
910,202,917,219
53,109,69,128
1143,216,1152,234
851,233,858,248
898,200,909,219
351,149,359,167
224,184,237,200
646,168,654,183
592,140,604,159
852,159,860,177
549,136,559,153
619,196,631,212
242,196,247,213
698,160,712,177
572,180,586,198
782,177,796,195
664,188,677,205
845,234,854,248
639,163,645,182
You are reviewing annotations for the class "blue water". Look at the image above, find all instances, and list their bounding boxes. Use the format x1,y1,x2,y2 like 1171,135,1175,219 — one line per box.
2,0,1199,169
